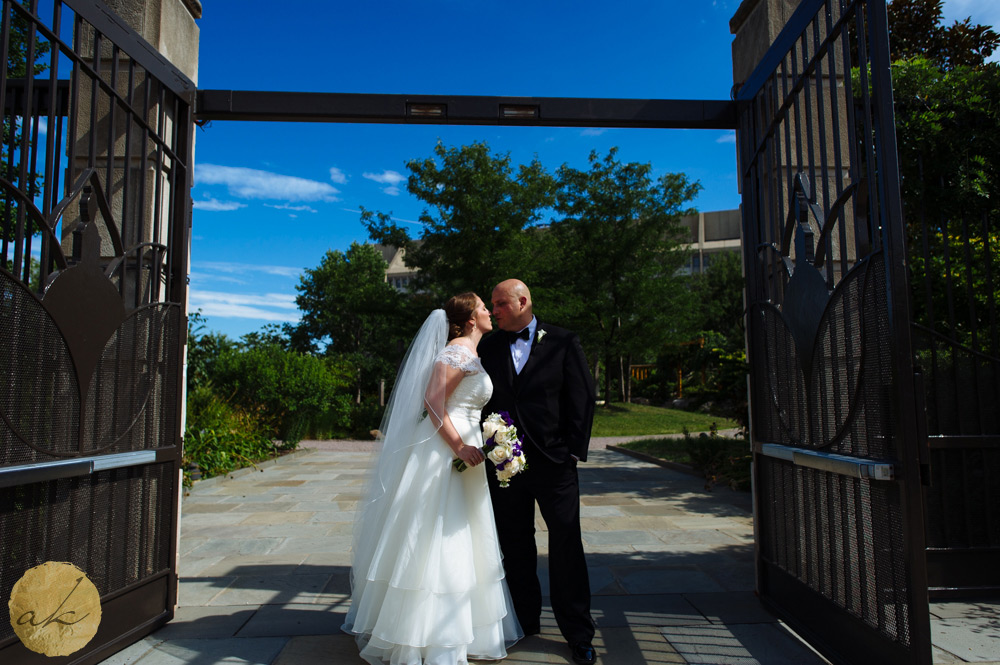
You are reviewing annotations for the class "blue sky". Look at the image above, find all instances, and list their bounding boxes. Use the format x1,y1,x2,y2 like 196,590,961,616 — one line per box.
189,0,1000,340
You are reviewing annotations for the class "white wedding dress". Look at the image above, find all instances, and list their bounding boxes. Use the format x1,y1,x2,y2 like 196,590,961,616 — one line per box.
343,344,522,665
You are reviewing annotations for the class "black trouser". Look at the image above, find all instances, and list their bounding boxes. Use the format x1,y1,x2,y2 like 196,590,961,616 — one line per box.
488,449,594,645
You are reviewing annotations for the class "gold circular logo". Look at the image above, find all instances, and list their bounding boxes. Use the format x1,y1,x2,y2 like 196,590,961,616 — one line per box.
8,562,102,657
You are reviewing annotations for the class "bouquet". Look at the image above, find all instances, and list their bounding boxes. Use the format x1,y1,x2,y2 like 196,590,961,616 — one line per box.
453,411,528,487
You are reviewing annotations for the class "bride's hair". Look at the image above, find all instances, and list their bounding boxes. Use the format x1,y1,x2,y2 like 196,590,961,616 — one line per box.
444,292,479,340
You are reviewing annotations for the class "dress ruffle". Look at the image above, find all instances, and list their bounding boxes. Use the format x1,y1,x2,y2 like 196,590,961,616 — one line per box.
344,381,522,665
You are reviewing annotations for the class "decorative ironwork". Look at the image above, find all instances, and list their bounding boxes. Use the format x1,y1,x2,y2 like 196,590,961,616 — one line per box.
736,1,932,664
0,0,193,662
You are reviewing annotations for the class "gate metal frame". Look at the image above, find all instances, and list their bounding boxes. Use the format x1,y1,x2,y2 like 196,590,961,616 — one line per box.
734,0,932,663
0,0,193,663
3,0,962,663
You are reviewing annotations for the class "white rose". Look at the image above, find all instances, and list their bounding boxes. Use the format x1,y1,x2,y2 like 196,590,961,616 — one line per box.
506,455,524,474
497,467,515,484
488,444,512,465
482,420,501,441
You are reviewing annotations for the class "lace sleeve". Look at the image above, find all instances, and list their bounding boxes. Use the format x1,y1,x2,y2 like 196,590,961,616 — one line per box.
435,344,480,374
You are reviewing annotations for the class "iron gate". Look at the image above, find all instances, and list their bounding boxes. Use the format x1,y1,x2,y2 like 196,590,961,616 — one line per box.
736,0,932,663
0,0,192,663
901,73,1000,596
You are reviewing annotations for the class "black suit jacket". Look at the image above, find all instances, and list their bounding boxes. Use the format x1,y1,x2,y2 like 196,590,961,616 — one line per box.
479,322,596,463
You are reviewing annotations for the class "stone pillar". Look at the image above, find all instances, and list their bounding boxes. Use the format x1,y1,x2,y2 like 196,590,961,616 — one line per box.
730,0,857,276
61,0,200,304
102,0,201,85
730,0,799,91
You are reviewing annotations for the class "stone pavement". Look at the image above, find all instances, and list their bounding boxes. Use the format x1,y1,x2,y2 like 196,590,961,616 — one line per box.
101,442,998,665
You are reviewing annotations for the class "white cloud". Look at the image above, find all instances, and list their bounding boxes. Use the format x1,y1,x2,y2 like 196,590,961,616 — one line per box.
341,208,423,225
196,261,301,279
196,164,340,202
188,271,245,285
193,197,247,212
363,170,406,186
581,128,608,137
383,186,401,196
716,133,736,144
266,203,317,213
188,289,300,322
329,166,348,184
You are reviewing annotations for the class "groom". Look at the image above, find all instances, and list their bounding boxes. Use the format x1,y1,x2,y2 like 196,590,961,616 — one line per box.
479,279,597,665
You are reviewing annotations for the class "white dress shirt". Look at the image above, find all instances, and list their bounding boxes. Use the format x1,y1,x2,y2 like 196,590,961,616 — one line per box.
509,317,537,374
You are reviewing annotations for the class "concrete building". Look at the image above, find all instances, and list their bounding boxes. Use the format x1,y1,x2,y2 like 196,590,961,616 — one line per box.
376,209,743,286
376,244,418,291
678,209,742,274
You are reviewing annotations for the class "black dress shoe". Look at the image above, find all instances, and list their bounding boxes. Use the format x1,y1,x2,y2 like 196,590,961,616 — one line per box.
570,642,597,665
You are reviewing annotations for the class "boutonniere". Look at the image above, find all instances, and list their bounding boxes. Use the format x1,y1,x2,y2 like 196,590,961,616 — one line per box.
535,329,547,344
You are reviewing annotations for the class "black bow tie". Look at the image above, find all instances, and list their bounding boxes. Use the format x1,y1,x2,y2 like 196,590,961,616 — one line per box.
508,328,531,343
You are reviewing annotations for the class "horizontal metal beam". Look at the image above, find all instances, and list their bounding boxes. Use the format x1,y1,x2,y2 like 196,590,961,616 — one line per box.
0,450,158,488
195,90,738,130
760,442,896,481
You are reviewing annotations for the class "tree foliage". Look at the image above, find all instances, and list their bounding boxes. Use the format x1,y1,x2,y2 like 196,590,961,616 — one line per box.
887,3,1000,354
363,141,556,301
891,58,1000,221
289,242,408,400
547,148,701,400
186,310,236,393
887,0,998,69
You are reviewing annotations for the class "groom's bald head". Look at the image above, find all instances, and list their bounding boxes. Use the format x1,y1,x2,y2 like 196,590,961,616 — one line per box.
491,279,533,331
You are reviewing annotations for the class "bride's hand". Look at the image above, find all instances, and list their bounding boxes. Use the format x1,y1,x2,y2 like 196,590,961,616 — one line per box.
456,445,484,468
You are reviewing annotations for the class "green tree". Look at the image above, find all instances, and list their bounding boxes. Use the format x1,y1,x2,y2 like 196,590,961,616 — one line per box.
290,242,406,402
240,323,290,351
887,0,998,69
363,141,556,301
548,148,701,402
882,7,1000,387
186,310,236,393
689,252,749,429
693,251,745,342
891,59,999,222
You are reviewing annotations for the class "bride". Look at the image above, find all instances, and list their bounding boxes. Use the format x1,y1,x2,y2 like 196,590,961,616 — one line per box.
342,293,523,665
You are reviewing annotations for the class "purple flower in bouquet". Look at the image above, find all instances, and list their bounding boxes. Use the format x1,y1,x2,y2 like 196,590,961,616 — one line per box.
453,411,528,487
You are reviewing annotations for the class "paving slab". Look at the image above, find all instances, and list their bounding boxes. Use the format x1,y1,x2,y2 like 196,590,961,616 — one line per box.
659,623,828,664
151,606,257,639
612,564,727,594
683,591,777,625
591,594,704,627
272,634,362,664
206,574,333,606
124,638,288,664
98,442,995,664
237,603,347,638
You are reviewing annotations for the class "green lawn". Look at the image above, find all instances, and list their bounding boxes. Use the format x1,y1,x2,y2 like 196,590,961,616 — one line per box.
591,402,737,437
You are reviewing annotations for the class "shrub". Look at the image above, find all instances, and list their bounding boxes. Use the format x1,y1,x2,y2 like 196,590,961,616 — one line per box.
683,426,752,491
212,344,353,444
182,386,278,486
